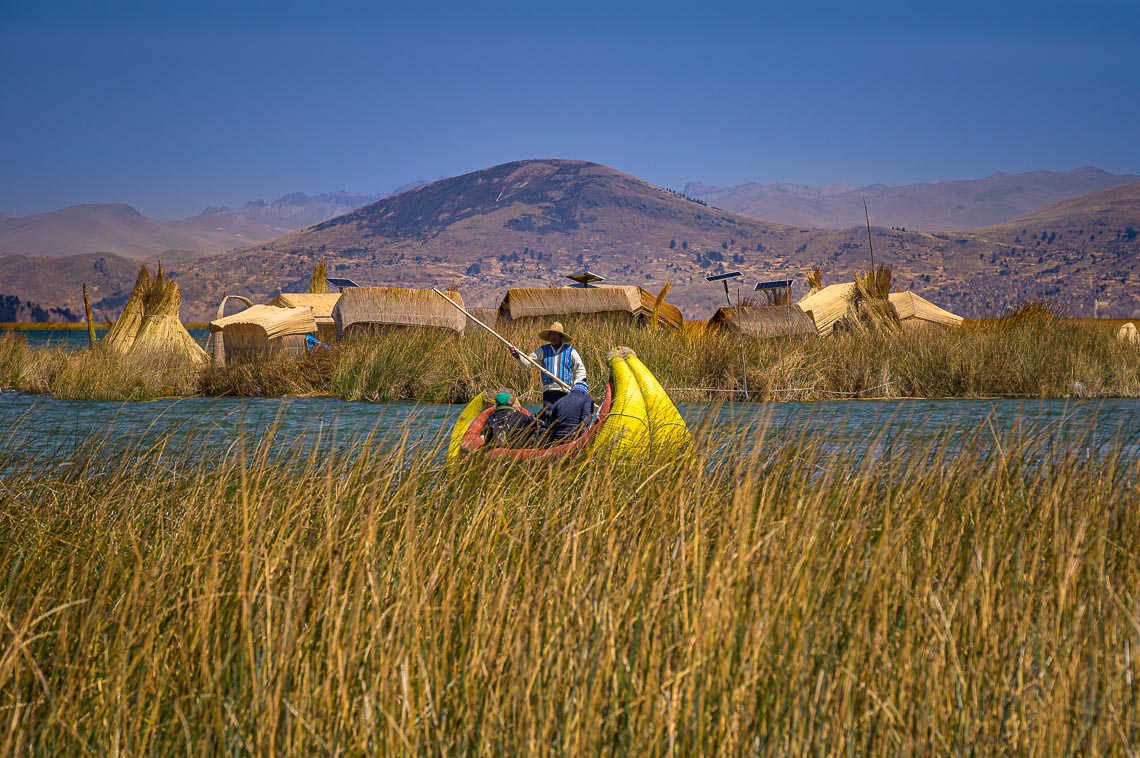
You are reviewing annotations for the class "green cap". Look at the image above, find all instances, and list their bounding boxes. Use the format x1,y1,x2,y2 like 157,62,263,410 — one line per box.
495,391,512,405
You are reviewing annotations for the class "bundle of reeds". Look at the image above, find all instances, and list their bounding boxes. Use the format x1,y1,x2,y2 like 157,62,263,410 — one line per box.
841,264,901,334
100,264,208,366
309,261,329,294
1000,298,1060,325
806,266,824,295
101,265,152,355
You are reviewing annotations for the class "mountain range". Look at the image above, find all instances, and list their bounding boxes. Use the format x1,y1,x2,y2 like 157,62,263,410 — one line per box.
0,187,430,262
685,167,1140,231
1,161,1137,322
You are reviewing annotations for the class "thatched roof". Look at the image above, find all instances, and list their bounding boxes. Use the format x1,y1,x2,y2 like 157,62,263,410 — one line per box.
797,283,855,336
798,283,963,335
209,304,318,338
268,293,341,324
499,285,683,330
889,291,965,328
332,287,466,335
709,305,817,338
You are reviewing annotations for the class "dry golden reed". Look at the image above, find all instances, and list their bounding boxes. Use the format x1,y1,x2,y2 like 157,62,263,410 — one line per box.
1,408,1137,752
3,314,1139,401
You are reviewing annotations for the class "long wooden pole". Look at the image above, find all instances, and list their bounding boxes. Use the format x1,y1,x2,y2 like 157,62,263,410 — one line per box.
432,289,572,392
864,197,875,270
82,283,96,349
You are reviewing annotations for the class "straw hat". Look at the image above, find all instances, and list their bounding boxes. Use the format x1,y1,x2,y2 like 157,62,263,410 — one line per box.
538,321,572,342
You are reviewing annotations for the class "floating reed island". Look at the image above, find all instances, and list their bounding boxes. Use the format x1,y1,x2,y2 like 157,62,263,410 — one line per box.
1,263,1138,401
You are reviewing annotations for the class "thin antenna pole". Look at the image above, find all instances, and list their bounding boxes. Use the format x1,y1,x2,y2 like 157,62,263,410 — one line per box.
864,198,875,270
733,281,749,401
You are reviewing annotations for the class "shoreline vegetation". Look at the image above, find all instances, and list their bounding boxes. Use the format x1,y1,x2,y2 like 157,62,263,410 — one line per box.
1,313,1138,402
1,409,1137,751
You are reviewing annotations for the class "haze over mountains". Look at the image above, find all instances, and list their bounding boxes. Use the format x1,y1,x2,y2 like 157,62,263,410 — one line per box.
685,168,1140,231
0,186,430,262
1,161,1137,322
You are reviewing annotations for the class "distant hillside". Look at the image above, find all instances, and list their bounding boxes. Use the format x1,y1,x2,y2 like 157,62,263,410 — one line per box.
964,182,1140,313
169,159,802,319
4,162,1137,323
165,209,287,242
167,160,1140,322
218,191,396,230
0,186,431,264
0,204,264,261
686,168,1140,231
0,252,140,322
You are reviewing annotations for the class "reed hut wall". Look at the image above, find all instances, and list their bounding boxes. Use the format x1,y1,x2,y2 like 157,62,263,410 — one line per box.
214,325,309,359
498,286,683,330
709,305,817,338
332,288,466,337
209,304,318,361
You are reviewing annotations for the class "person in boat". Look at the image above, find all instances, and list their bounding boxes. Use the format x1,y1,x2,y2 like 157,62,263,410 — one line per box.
485,391,545,447
510,321,587,407
541,380,596,444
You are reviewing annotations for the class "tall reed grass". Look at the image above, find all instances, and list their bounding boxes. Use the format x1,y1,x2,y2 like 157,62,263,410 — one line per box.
2,316,1138,401
1,409,1137,752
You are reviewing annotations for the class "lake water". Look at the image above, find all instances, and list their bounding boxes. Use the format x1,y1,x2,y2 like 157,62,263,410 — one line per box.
0,328,211,350
1,391,1136,472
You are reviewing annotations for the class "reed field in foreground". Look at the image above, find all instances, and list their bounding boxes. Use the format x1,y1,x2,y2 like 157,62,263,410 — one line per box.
1,410,1138,753
2,315,1139,401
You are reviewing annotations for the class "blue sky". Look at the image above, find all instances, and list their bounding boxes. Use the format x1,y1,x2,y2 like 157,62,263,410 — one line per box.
3,0,1138,218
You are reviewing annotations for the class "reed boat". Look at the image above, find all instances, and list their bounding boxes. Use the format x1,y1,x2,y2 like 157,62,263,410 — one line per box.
447,347,691,463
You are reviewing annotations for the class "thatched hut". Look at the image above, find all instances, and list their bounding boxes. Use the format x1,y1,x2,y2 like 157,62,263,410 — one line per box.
797,283,855,337
498,286,683,330
101,264,208,366
269,293,341,341
709,305,817,338
798,283,963,336
889,291,965,330
209,304,318,361
332,287,466,338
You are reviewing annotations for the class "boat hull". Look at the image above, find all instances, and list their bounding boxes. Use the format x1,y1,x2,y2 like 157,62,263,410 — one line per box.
446,347,690,463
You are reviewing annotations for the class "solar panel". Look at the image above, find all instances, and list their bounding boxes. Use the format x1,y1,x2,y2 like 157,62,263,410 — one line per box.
567,271,605,288
704,271,743,283
754,279,794,291
325,277,360,289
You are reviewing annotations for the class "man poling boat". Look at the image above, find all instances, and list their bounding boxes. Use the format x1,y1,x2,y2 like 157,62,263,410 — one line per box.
446,346,691,463
431,289,691,462
509,321,586,407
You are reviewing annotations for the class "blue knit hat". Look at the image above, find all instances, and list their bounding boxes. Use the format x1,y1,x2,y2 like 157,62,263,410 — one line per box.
495,391,513,405
571,381,589,395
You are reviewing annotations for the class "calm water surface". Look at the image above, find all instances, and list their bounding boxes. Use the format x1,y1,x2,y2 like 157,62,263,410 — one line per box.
0,328,210,350
1,391,1136,470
